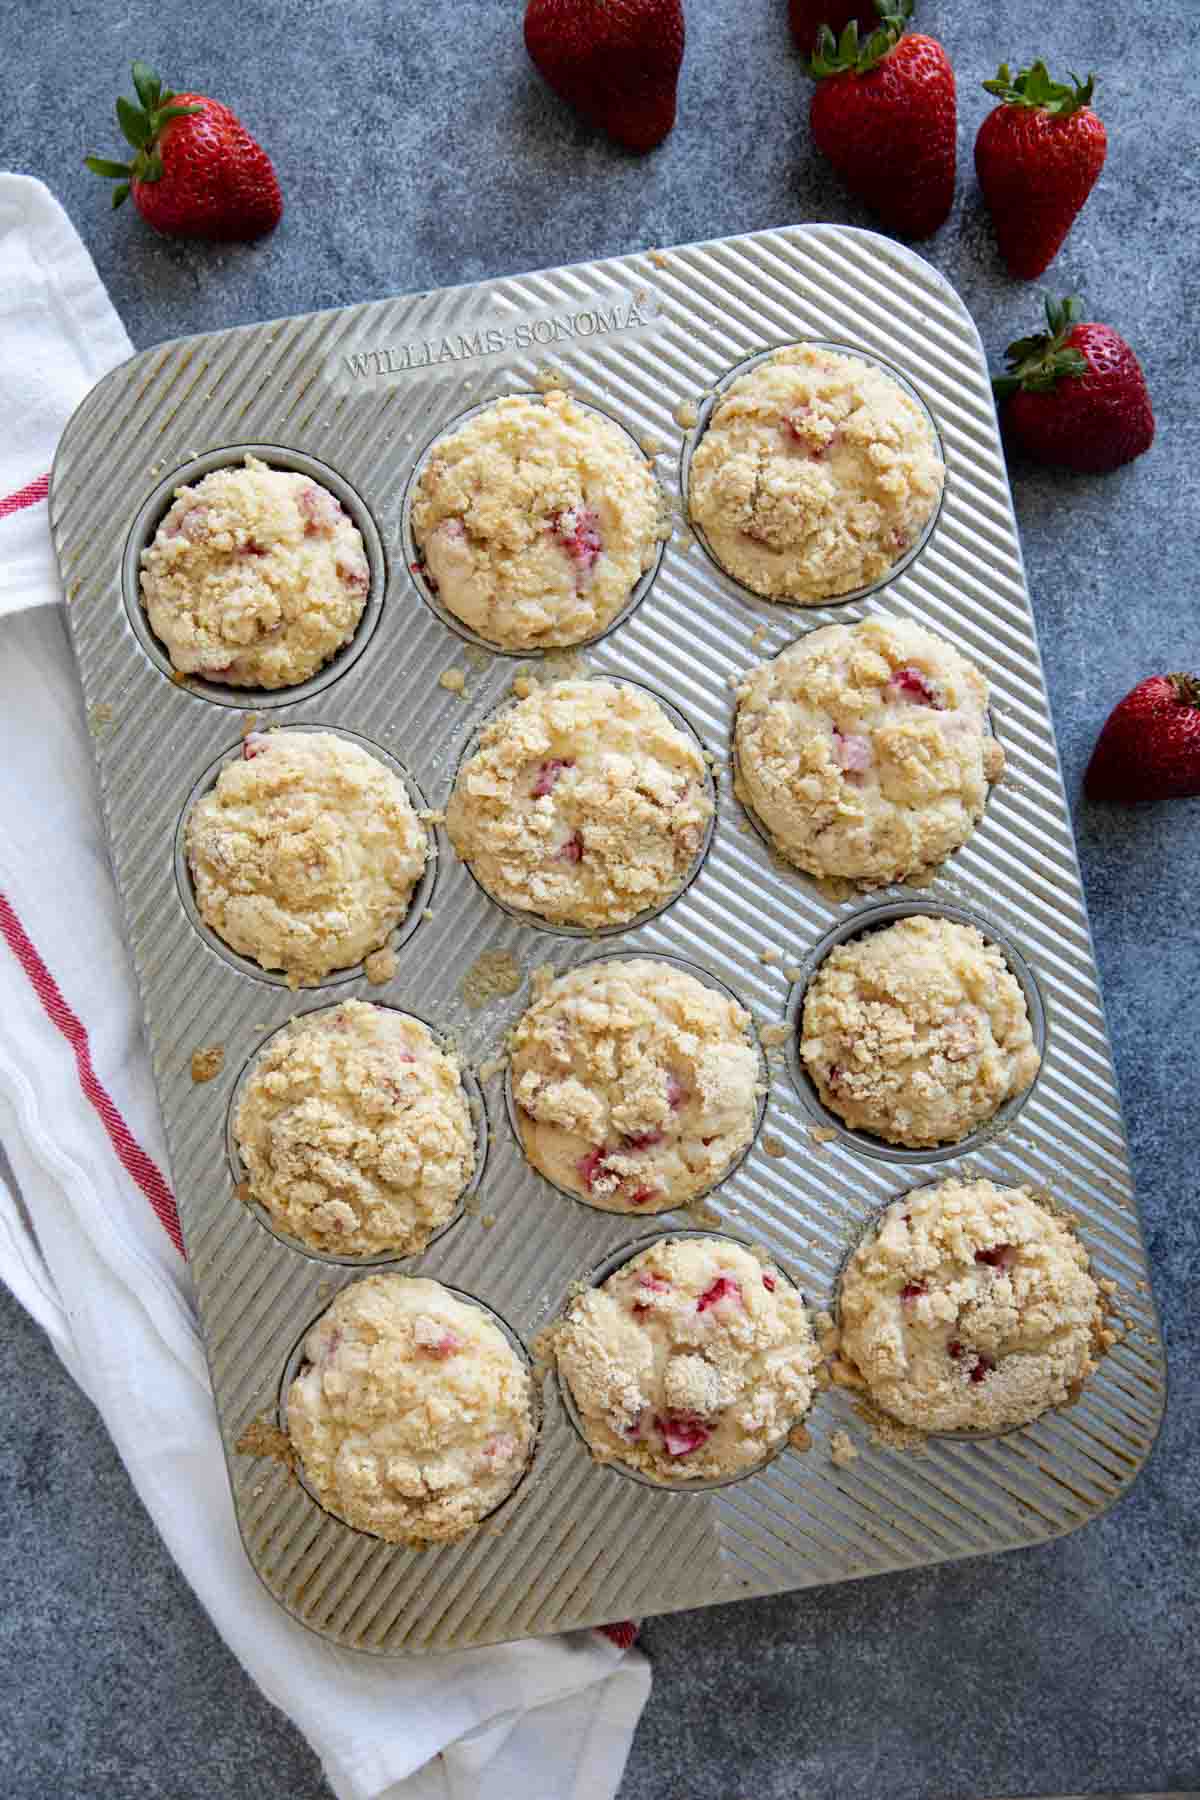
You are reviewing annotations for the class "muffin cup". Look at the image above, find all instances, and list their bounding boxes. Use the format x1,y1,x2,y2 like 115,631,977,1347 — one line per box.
555,1226,809,1490
277,1278,541,1540
175,723,438,988
225,999,489,1266
729,625,1004,876
504,948,767,1213
679,340,946,610
448,674,716,937
784,899,1047,1165
401,391,666,656
831,1176,1093,1442
123,443,386,709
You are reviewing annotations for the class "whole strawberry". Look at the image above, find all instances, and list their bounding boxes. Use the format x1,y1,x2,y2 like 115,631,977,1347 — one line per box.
524,0,684,153
789,1,881,58
806,1,956,240
992,295,1154,474
975,62,1106,280
1085,675,1200,803
978,60,1108,279
86,61,281,240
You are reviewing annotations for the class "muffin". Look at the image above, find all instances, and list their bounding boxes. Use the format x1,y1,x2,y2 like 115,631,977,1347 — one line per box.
837,1179,1104,1433
446,678,712,929
509,959,760,1213
688,345,943,602
186,730,426,985
735,617,1003,884
799,914,1040,1147
554,1236,818,1483
411,391,662,649
287,1275,534,1543
234,1001,474,1257
140,454,369,687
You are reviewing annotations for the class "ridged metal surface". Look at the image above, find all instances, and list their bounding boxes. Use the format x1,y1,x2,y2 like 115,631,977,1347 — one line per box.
51,224,1165,1654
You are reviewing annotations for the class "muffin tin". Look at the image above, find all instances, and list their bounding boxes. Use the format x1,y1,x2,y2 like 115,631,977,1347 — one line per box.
51,223,1165,1654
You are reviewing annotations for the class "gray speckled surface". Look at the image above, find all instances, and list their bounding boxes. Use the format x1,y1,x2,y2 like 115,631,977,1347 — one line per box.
0,2,1196,1797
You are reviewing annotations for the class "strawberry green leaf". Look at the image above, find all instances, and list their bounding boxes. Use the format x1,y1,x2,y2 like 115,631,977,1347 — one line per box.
116,95,150,150
805,0,911,76
111,184,130,210
982,59,1097,116
131,61,162,111
994,296,1091,397
84,155,133,180
151,103,205,129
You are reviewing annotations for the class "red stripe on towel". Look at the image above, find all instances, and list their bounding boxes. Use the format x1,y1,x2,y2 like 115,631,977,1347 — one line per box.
0,472,50,518
0,891,184,1257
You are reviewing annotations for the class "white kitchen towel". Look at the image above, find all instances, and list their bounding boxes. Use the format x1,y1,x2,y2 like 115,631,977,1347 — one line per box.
0,173,649,1800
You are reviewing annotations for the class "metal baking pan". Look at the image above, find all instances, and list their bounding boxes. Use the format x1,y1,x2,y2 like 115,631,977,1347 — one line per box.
50,223,1165,1653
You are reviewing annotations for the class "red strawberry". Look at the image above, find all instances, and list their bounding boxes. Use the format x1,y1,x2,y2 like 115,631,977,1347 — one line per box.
806,1,956,241
975,62,1106,280
789,0,881,58
1085,675,1200,804
86,61,281,240
992,295,1154,474
524,0,685,153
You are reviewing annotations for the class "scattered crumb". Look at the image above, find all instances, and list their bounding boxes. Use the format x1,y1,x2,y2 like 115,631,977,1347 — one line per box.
234,1179,251,1206
170,669,190,688
464,644,491,671
830,1429,858,1469
422,908,434,921
761,1133,787,1158
788,1423,813,1453
784,964,804,983
87,701,114,733
760,1022,790,1048
418,807,446,826
461,948,523,1010
648,249,670,269
1096,1326,1121,1351
853,1399,928,1454
512,675,535,699
674,398,699,429
190,1044,225,1083
809,1125,839,1146
759,947,780,965
363,946,397,985
686,1198,722,1228
534,366,569,394
481,1212,497,1230
241,712,258,738
1098,1277,1118,1296
814,1311,834,1335
750,623,768,649
316,1281,332,1298
236,1418,296,1470
439,668,467,694
477,1055,508,1082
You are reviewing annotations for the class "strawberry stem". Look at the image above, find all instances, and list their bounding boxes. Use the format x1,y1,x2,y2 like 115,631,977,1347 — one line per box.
1168,673,1200,710
806,0,911,77
982,60,1097,116
992,295,1090,400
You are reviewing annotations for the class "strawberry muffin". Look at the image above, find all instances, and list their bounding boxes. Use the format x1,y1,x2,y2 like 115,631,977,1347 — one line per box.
140,455,370,686
735,617,1003,884
234,1001,475,1257
446,678,712,929
411,391,662,649
286,1274,534,1543
186,730,427,986
554,1237,818,1483
837,1179,1104,1433
688,345,944,602
509,959,760,1212
800,914,1041,1147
